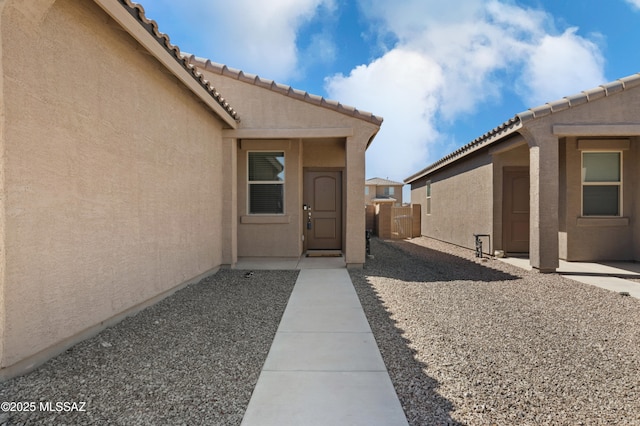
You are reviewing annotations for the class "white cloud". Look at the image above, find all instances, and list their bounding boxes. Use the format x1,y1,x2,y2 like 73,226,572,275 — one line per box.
626,0,640,10
324,0,606,184
326,49,444,180
206,0,336,81
518,28,605,106
146,0,607,189
147,0,335,82
302,32,337,66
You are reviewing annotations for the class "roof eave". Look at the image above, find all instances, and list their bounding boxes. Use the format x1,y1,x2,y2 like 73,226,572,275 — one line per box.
185,55,384,127
405,72,640,185
404,116,522,184
93,0,239,128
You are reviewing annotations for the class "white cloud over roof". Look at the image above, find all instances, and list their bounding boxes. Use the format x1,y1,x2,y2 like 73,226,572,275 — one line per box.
325,0,606,182
518,28,604,106
152,0,336,82
146,0,608,189
326,48,444,179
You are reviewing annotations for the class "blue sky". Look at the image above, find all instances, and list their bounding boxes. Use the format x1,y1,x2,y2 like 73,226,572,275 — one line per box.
140,0,640,199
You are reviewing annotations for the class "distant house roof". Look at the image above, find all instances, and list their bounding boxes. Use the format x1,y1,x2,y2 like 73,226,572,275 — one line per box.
371,197,397,203
366,177,404,186
405,72,640,184
184,55,384,126
108,0,240,123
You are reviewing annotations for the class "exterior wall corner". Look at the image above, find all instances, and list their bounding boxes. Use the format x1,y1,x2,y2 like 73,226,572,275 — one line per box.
345,134,369,265
528,142,560,271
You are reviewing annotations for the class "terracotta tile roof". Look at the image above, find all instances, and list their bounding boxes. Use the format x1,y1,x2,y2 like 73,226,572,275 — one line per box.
184,55,384,126
405,72,640,184
118,0,240,122
517,72,640,122
366,177,404,186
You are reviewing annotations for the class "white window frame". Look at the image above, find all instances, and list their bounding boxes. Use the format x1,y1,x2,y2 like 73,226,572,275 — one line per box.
581,150,622,217
247,151,285,215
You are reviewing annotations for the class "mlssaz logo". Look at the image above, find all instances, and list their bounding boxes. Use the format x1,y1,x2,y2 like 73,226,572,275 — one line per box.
39,401,87,412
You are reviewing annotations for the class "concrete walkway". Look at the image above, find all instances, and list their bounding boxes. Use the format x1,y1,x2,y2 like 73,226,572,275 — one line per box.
499,257,640,299
238,258,408,426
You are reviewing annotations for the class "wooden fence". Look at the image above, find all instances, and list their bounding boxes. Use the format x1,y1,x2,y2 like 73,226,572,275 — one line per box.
367,204,421,239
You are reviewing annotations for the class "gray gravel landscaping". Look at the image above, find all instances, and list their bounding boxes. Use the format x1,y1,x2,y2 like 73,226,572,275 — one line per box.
0,269,297,426
350,237,640,425
4,238,640,426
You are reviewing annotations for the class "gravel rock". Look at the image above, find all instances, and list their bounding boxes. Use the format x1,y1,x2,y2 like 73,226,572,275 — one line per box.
0,269,297,425
351,237,640,426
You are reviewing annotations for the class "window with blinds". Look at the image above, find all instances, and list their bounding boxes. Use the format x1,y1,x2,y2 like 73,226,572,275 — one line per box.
582,151,621,216
248,152,285,214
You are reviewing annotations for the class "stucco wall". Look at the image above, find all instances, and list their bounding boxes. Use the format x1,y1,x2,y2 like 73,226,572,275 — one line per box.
196,63,377,265
411,152,493,251
561,137,638,261
194,65,379,133
375,185,403,205
303,139,345,168
236,138,348,258
490,141,530,252
237,139,302,257
524,86,640,263
1,0,225,369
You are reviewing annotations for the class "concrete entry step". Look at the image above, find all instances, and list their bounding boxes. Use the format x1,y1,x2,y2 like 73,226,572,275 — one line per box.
306,250,343,257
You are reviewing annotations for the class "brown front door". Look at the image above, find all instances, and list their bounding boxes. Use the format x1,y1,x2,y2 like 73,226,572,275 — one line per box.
304,170,342,250
503,168,530,254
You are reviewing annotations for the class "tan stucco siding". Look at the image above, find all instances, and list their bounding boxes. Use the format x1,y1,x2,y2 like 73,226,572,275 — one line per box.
490,141,530,252
560,137,638,261
198,68,380,133
237,138,351,258
303,139,345,168
197,68,378,265
345,135,368,266
237,139,302,257
525,87,640,263
412,153,493,251
375,186,403,205
1,0,225,367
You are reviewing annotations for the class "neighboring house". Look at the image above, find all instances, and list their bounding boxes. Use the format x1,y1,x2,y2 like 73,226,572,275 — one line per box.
405,73,640,273
0,0,381,379
365,177,404,206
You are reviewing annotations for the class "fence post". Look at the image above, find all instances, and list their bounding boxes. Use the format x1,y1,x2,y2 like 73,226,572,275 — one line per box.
411,204,421,238
377,204,392,239
365,205,376,234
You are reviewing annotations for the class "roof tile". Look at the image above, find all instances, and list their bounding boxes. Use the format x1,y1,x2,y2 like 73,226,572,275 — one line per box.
602,80,625,95
406,73,640,184
620,74,640,88
583,86,607,102
529,104,552,118
366,177,404,186
564,92,589,107
184,55,383,125
547,98,571,113
120,0,239,122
